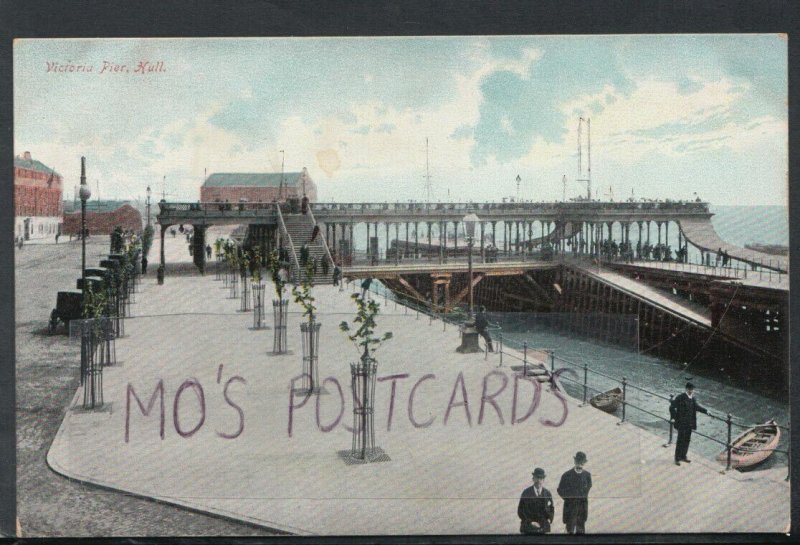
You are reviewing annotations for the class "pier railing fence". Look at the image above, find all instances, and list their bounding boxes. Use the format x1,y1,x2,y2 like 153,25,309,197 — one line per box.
351,277,789,478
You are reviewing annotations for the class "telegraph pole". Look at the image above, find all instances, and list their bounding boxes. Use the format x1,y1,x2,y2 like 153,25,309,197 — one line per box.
423,138,432,203
279,150,285,200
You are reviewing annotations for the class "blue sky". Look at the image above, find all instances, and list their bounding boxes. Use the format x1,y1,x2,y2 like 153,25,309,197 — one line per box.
14,35,787,205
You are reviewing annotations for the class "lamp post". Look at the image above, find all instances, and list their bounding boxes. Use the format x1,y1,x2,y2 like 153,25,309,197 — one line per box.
456,211,482,353
79,157,91,312
463,212,479,318
146,185,152,227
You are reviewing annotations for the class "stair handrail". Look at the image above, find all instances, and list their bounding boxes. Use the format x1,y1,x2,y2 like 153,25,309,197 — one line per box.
306,205,335,266
275,203,302,282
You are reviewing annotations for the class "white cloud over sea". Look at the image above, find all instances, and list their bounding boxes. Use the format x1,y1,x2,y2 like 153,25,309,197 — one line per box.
14,35,787,206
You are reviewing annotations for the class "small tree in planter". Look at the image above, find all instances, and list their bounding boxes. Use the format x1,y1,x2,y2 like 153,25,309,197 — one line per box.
213,238,224,280
239,251,251,312
142,224,154,275
269,249,289,353
251,248,266,328
81,286,108,409
227,247,239,299
339,293,393,461
110,226,124,254
292,262,320,393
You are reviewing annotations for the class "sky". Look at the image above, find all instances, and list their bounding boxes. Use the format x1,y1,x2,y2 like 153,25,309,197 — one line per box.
14,35,788,206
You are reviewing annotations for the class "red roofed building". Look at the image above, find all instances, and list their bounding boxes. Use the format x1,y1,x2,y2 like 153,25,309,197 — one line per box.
14,151,63,240
200,167,317,203
62,201,142,236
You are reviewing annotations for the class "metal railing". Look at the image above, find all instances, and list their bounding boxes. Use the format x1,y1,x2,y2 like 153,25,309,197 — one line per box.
348,277,789,478
306,205,335,266
275,204,301,282
551,352,790,477
609,256,786,286
311,200,711,214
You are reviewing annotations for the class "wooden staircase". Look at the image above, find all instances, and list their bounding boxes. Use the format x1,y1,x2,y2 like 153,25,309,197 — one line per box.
280,211,334,284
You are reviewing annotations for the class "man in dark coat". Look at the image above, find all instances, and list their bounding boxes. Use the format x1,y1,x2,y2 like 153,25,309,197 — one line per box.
557,451,592,534
518,467,554,534
474,305,494,352
670,382,711,465
360,277,372,299
300,244,309,268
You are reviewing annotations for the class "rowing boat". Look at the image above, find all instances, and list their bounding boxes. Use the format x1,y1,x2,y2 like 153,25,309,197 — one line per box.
589,387,624,413
716,420,781,470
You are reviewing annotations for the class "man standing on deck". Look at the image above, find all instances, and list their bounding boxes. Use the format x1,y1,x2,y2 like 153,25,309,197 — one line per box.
557,451,591,534
670,382,711,465
518,467,554,534
474,306,494,352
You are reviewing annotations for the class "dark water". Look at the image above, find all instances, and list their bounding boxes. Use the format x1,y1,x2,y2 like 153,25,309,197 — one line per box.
493,312,789,470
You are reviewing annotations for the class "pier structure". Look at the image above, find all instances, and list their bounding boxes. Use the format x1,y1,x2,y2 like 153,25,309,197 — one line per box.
157,200,788,274
156,200,789,394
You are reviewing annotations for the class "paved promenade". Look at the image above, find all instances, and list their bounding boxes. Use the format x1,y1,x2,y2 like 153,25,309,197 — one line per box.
46,236,789,535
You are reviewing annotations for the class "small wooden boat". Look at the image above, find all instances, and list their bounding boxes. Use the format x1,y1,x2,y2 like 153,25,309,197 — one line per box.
589,387,624,413
716,420,780,470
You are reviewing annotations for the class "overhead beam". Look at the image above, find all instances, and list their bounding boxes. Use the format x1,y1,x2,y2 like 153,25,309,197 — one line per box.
523,273,555,304
396,275,426,303
450,273,486,307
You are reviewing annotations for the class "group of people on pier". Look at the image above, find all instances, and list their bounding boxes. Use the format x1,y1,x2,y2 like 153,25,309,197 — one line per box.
518,451,592,535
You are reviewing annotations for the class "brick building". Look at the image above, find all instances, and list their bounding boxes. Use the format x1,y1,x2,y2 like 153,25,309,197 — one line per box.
200,167,317,203
62,200,142,236
14,151,63,240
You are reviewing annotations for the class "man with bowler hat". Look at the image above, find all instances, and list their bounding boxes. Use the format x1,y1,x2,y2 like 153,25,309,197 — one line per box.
557,451,592,534
670,382,712,465
517,467,554,534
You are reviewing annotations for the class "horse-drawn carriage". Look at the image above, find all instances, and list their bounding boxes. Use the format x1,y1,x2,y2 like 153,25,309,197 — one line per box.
48,290,83,334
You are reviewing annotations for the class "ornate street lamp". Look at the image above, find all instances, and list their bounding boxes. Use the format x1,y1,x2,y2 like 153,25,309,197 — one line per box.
462,211,479,318
79,156,91,310
146,185,152,227
457,210,482,353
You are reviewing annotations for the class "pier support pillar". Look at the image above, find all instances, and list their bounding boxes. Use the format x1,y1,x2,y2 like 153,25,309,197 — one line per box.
480,222,485,263
427,222,433,260
385,223,390,262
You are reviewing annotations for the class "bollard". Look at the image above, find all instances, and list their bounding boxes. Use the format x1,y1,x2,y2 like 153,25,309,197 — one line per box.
620,377,627,423
665,394,674,446
582,363,588,404
550,350,555,373
499,333,504,366
523,342,528,376
725,413,733,471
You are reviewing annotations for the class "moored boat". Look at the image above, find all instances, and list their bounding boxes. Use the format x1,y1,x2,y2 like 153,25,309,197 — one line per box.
589,387,624,413
716,420,781,470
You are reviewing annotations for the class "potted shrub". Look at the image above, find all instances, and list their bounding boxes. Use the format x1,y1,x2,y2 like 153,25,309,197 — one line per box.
81,285,108,409
269,249,290,353
251,248,266,328
292,262,320,392
239,251,251,312
213,238,224,280
339,292,393,460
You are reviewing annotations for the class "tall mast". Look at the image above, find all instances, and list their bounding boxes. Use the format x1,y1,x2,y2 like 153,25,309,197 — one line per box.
577,117,583,178
587,117,592,201
279,150,285,200
423,138,432,203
